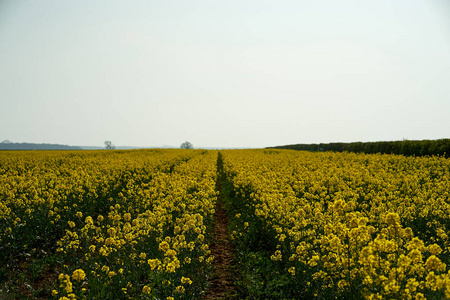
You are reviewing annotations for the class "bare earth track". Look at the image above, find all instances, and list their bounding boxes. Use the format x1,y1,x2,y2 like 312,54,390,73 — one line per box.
204,175,237,299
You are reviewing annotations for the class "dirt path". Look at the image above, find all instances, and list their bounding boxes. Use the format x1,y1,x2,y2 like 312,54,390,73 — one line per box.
204,174,237,299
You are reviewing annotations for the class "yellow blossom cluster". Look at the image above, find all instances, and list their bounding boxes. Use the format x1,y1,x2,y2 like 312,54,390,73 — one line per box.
0,149,217,299
0,149,190,251
54,149,218,299
221,149,450,299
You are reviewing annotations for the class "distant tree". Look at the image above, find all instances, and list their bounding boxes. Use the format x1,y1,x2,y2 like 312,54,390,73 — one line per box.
180,141,193,149
104,141,115,150
1,140,11,144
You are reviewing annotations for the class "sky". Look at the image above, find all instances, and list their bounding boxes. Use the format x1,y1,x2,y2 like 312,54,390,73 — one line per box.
1,0,449,148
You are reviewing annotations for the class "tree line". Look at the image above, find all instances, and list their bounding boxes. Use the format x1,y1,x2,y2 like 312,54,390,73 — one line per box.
0,141,81,150
268,139,450,157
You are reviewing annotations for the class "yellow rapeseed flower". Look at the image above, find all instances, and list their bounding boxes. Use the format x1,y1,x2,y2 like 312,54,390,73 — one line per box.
181,276,192,285
72,269,86,282
142,285,151,294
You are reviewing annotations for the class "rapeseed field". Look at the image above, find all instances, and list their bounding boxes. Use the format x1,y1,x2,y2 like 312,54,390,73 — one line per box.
1,149,449,299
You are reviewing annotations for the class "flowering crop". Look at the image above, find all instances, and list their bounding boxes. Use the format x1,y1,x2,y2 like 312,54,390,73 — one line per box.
3,148,450,299
0,149,218,299
221,149,450,299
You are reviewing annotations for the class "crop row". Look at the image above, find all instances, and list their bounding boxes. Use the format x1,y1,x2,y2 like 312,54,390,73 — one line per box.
0,149,218,299
221,149,450,299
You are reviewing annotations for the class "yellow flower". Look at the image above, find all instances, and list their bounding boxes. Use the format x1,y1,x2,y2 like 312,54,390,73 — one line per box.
385,212,400,227
159,241,170,252
436,229,448,240
85,216,94,225
165,249,177,257
166,261,177,273
125,233,133,241
142,285,151,294
428,244,443,256
65,281,73,293
425,255,446,271
363,276,373,285
408,249,423,264
147,258,160,270
181,276,193,285
107,227,116,237
406,278,419,293
415,293,426,300
270,250,282,261
329,236,341,252
338,280,349,289
407,237,425,251
108,271,117,277
72,269,86,282
308,255,320,267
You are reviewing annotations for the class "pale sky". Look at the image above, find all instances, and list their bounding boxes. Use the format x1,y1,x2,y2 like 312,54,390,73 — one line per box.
1,0,449,148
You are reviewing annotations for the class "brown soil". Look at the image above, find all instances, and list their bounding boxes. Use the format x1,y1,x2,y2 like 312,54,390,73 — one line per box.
204,177,237,299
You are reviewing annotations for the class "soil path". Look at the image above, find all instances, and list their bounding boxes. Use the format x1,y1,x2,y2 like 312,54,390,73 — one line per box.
204,169,237,299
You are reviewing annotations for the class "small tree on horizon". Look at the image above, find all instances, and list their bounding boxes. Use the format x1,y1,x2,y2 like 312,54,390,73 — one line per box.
180,141,193,149
104,141,115,150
